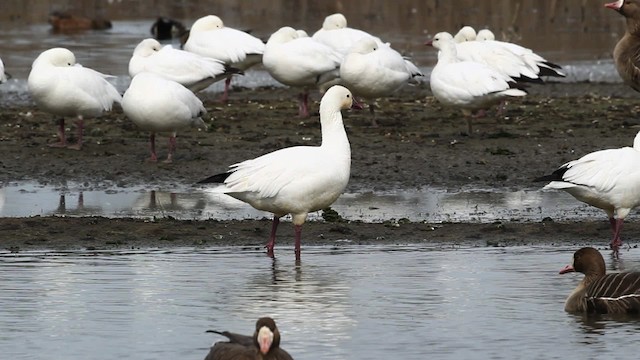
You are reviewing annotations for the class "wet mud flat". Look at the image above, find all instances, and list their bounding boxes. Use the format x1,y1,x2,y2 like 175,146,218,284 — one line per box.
1,82,640,252
1,215,639,253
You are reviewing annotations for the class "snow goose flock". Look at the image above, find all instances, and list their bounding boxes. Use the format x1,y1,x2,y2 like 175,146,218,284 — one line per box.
26,8,640,260
427,31,527,134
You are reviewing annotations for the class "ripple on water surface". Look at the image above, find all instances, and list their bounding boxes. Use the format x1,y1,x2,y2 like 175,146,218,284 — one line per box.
1,245,640,359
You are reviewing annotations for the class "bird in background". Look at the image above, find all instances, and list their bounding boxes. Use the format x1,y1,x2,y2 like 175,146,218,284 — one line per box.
312,13,385,56
339,36,423,126
0,56,11,83
605,0,640,92
129,38,242,93
184,15,265,102
451,26,564,84
426,31,527,134
262,26,342,118
27,47,121,150
122,72,207,163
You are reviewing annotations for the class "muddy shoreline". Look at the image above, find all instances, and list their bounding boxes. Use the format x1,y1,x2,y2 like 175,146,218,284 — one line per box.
1,82,640,252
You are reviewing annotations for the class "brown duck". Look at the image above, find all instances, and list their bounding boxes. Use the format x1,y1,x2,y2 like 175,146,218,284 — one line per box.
606,0,640,91
560,247,640,314
204,317,294,360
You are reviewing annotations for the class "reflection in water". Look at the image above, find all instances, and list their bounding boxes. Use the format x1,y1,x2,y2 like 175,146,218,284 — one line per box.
0,181,606,223
1,246,639,359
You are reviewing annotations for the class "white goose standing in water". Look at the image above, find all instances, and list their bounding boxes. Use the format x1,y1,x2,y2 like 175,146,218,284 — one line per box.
198,85,361,259
535,131,640,253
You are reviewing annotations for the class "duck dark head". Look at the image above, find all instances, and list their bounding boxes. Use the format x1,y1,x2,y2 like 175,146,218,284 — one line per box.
606,0,640,20
254,317,280,355
559,247,606,277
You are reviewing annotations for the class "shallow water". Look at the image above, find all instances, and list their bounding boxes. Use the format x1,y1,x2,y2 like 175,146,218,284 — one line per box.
1,245,639,360
0,181,604,223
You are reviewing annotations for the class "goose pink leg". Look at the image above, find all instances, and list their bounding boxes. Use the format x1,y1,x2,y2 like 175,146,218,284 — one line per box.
148,133,159,162
265,217,280,257
220,77,231,103
294,224,302,260
66,117,84,150
164,134,177,163
609,217,624,251
49,118,67,148
298,91,309,118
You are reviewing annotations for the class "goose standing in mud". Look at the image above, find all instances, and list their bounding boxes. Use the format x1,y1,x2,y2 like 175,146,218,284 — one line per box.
535,131,640,254
197,86,360,259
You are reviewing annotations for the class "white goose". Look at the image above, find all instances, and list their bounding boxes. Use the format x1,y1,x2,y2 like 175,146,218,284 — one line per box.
475,29,565,78
451,26,542,83
27,47,122,150
122,72,207,163
535,131,640,253
262,26,342,117
0,56,9,83
453,25,477,43
340,37,422,123
129,38,239,93
183,15,265,102
426,32,526,134
197,85,360,259
312,13,385,56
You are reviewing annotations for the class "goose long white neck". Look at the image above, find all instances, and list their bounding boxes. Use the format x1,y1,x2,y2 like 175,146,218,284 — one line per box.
633,130,640,150
319,107,350,158
437,42,459,65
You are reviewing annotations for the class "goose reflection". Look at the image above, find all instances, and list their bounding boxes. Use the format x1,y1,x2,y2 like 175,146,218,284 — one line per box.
131,190,206,217
52,192,102,216
228,255,355,354
572,312,640,338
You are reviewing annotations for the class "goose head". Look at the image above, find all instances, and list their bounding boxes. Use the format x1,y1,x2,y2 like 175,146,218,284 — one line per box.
322,13,348,30
190,15,224,33
133,38,162,57
559,247,606,277
266,26,299,46
33,47,76,68
322,85,362,112
454,25,477,43
253,317,280,355
476,29,495,41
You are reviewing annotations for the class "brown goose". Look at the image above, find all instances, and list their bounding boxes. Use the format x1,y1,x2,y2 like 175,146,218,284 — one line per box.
204,317,294,360
606,0,640,91
560,247,640,314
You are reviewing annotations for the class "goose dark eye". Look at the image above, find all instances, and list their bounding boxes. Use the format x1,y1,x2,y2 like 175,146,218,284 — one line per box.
346,94,350,98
